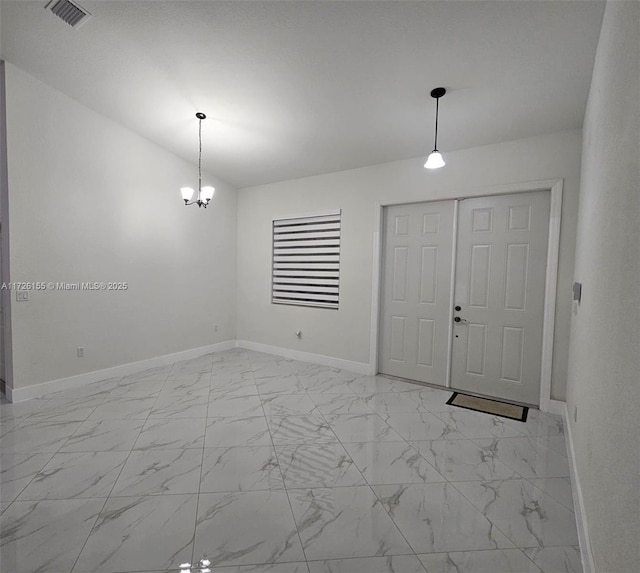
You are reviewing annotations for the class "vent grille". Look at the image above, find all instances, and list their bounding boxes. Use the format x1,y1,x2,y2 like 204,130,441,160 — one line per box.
272,210,341,310
46,0,91,28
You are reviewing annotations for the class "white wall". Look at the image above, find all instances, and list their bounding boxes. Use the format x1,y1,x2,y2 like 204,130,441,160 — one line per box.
237,130,582,400
566,2,640,571
5,63,237,390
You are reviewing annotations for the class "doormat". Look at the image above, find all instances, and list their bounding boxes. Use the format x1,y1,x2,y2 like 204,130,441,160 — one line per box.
447,392,528,422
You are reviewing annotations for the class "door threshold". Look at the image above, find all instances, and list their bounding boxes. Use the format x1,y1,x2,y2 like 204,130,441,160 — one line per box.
377,373,538,410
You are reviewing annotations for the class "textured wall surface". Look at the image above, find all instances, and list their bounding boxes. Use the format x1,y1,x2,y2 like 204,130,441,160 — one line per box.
566,2,640,570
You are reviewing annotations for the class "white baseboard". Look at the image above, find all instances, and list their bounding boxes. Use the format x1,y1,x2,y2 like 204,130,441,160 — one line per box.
7,340,236,403
5,339,372,402
544,398,566,416
562,403,595,573
235,340,372,375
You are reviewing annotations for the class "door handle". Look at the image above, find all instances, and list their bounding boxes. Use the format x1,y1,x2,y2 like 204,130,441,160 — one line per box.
454,316,468,324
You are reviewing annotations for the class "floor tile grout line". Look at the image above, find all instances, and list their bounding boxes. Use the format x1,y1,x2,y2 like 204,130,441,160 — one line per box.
1,381,135,508
67,367,169,573
67,492,117,572
278,371,428,563
188,372,211,569
519,475,576,514
255,361,312,569
445,477,552,554
67,362,187,573
406,436,526,484
0,450,57,507
464,435,572,484
314,394,439,562
167,354,215,568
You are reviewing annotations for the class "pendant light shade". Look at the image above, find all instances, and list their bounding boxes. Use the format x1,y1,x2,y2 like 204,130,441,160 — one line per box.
180,187,195,201
424,87,446,170
181,112,215,208
201,186,215,201
424,151,445,169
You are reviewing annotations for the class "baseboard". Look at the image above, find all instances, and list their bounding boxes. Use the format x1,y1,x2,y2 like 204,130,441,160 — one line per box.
7,339,370,402
235,340,372,375
562,403,595,573
544,398,566,416
7,340,236,403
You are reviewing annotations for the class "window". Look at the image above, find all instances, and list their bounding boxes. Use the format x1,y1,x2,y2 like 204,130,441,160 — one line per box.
272,210,341,309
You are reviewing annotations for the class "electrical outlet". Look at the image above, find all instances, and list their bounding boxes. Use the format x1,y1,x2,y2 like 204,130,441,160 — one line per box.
214,324,218,332
77,347,84,358
16,291,29,302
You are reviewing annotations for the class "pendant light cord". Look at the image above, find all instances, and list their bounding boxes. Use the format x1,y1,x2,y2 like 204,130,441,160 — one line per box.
434,96,440,151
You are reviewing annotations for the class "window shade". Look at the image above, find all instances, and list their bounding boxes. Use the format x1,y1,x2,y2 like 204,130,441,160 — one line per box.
272,210,341,309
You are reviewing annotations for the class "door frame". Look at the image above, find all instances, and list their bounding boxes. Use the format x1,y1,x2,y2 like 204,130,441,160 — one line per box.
370,179,563,413
0,61,13,399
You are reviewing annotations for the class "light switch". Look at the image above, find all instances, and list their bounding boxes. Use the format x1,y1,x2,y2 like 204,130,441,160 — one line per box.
573,282,582,303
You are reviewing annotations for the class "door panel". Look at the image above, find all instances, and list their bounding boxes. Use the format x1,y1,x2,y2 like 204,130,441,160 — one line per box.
469,244,491,307
379,202,454,385
419,247,438,303
392,247,409,301
390,316,406,361
451,192,550,404
465,323,487,376
417,318,435,366
501,326,524,382
504,244,529,309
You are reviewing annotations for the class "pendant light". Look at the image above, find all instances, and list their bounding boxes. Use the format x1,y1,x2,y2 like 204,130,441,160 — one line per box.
180,112,215,208
424,87,446,169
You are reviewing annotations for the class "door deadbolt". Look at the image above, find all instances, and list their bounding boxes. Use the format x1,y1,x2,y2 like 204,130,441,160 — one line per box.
454,305,462,311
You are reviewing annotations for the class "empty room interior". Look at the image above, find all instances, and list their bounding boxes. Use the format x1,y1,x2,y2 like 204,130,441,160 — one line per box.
0,1,638,573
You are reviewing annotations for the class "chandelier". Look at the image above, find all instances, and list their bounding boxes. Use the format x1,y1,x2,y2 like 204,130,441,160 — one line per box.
180,112,215,208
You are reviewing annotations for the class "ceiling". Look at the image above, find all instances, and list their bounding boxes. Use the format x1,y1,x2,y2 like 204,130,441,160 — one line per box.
1,1,605,189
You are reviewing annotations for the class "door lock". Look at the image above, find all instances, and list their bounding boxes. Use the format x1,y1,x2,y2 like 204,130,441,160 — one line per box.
454,305,462,311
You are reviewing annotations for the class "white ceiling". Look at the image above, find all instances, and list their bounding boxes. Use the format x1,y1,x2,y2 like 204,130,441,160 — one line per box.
1,0,605,189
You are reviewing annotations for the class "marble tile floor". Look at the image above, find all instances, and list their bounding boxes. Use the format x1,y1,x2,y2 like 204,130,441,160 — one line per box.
0,349,582,573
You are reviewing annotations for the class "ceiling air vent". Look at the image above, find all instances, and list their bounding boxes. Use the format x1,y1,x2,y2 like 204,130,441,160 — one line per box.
46,0,91,28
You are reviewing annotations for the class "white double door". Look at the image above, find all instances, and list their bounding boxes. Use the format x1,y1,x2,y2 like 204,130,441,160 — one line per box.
379,191,550,405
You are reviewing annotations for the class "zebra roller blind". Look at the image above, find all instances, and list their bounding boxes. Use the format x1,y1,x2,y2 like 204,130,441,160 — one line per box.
272,210,341,309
